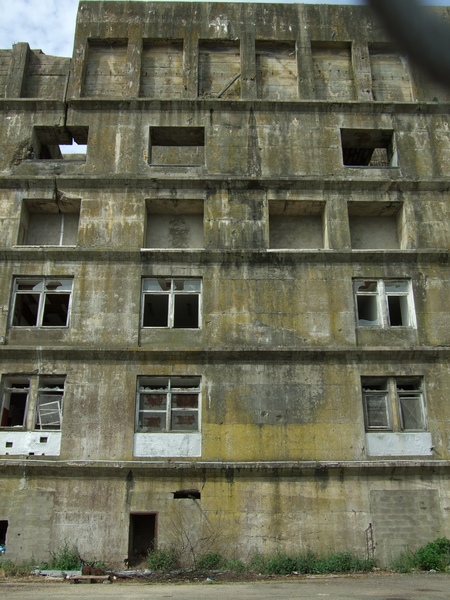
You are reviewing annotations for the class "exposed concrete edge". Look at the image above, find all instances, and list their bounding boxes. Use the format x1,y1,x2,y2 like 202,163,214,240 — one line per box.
1,458,449,475
2,176,450,193
0,348,448,362
0,248,447,265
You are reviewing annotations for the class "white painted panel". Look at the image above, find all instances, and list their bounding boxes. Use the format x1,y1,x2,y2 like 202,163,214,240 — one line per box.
0,431,61,456
365,432,432,456
133,432,201,457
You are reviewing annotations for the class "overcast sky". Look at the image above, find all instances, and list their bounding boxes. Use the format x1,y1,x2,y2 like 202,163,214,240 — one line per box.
1,0,449,57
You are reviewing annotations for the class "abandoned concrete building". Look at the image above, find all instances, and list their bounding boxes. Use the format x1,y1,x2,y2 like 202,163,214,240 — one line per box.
0,0,449,566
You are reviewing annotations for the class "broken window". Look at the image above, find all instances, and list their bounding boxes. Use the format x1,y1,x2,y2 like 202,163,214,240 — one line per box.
362,377,426,431
341,129,397,167
11,277,73,328
136,376,201,432
142,278,201,329
198,40,241,98
19,199,80,246
31,126,88,160
255,41,297,100
0,375,65,430
0,520,7,551
353,279,416,328
35,377,64,430
145,199,204,249
269,201,326,249
149,127,205,166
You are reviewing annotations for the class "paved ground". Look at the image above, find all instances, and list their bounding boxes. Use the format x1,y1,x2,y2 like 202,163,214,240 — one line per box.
0,573,449,599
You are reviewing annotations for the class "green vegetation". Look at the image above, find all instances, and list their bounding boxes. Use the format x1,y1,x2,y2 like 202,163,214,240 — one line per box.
224,559,246,573
391,538,450,573
0,558,35,577
46,542,82,571
249,549,374,575
146,546,179,571
196,552,224,570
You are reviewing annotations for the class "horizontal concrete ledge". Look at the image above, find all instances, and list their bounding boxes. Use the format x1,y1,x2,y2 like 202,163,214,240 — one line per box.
0,347,448,363
2,176,450,194
1,458,449,476
2,98,449,115
0,248,447,266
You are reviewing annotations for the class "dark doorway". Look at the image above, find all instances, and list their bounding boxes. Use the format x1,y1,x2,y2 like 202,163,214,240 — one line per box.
0,520,8,550
128,513,156,566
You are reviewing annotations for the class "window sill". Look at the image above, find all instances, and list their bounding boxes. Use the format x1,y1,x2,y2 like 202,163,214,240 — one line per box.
365,432,432,456
0,430,61,456
133,432,201,458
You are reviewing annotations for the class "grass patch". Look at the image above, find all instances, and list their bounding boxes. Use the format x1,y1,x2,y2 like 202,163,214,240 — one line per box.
196,552,224,570
0,558,35,577
391,537,450,573
249,549,374,575
46,542,81,570
146,547,179,571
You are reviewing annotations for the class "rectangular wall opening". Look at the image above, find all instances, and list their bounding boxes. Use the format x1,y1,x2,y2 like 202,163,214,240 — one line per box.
198,40,241,98
0,520,7,550
140,40,183,98
145,199,204,248
348,201,404,249
312,42,355,100
32,126,88,160
83,39,128,97
149,127,205,166
269,200,326,249
255,41,297,100
19,198,80,246
341,129,397,167
129,513,156,566
369,44,413,101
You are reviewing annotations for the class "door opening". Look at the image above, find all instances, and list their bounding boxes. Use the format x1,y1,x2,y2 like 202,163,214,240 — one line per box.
0,520,8,553
128,513,156,566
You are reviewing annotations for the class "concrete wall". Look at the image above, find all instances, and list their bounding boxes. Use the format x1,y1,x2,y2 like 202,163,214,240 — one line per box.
0,1,449,567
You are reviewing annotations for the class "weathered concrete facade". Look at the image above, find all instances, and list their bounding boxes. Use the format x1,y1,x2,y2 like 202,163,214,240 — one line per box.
0,1,449,566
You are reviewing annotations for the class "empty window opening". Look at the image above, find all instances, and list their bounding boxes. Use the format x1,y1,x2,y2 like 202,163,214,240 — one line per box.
145,199,204,249
341,129,397,167
5,441,13,448
369,45,413,102
136,376,201,433
0,521,7,549
140,40,183,98
312,42,355,100
83,39,128,97
198,40,241,99
173,489,201,499
19,198,80,246
269,201,326,249
129,513,156,567
0,378,29,428
362,377,426,431
39,436,48,443
31,126,88,160
255,41,297,100
348,202,403,249
11,277,73,328
354,279,415,328
142,278,201,329
149,127,205,166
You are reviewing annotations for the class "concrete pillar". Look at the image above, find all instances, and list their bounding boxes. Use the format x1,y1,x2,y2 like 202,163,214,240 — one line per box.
5,43,30,98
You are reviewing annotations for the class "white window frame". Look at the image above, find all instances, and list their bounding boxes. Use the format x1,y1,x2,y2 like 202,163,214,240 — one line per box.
353,279,416,328
0,375,65,431
362,376,426,432
136,376,201,433
141,278,201,329
11,277,73,328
